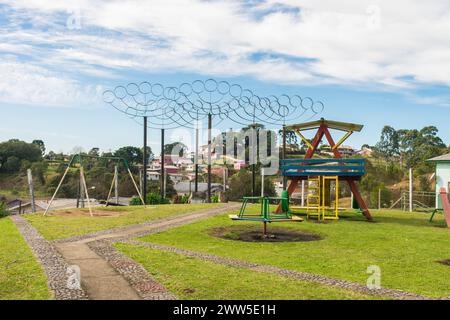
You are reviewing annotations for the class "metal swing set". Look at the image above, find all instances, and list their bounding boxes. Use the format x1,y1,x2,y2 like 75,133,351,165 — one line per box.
43,154,145,216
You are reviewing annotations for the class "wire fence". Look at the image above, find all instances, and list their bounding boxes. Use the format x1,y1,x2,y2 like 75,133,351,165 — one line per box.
389,190,436,212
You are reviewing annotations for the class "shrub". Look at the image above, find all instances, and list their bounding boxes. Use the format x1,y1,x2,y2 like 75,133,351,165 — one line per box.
146,192,170,205
211,193,220,203
129,196,142,206
0,202,9,218
130,193,170,205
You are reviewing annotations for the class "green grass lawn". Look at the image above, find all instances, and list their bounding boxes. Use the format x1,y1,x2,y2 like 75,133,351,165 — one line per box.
115,243,385,300
137,207,450,298
25,203,222,240
0,217,51,300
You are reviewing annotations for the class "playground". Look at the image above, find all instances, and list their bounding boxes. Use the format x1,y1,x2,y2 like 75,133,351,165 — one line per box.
1,80,450,301
2,204,447,300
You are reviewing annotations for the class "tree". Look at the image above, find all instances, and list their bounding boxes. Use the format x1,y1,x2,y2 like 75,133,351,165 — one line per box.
0,139,42,172
114,146,144,165
32,140,46,155
397,126,445,168
88,147,100,157
278,129,298,145
375,126,399,160
226,169,276,201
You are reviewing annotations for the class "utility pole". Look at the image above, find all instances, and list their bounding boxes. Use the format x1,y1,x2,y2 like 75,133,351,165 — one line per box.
27,169,36,213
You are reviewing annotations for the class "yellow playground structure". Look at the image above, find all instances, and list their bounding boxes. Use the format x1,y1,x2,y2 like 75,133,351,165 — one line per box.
300,175,339,220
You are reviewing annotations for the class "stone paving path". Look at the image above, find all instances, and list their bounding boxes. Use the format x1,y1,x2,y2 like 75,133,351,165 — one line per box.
11,215,88,300
12,203,447,300
13,203,240,300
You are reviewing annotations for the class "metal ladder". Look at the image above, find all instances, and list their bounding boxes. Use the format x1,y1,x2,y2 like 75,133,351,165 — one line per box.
306,176,321,219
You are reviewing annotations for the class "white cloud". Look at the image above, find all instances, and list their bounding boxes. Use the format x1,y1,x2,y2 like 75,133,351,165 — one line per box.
0,0,450,107
0,59,101,107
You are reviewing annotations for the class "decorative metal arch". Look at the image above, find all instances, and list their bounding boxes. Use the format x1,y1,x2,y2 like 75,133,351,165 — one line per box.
102,79,325,202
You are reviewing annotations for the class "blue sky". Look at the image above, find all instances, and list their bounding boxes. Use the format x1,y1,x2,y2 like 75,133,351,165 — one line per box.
1,1,450,154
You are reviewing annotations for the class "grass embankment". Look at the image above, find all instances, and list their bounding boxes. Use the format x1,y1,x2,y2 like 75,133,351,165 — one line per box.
137,207,450,298
25,203,223,240
0,217,51,299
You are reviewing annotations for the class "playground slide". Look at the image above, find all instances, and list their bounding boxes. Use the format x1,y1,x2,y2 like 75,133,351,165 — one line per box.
438,187,450,228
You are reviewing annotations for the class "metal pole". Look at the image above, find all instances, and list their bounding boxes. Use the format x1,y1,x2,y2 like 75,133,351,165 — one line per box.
161,128,165,199
164,168,167,198
251,125,256,197
409,167,413,212
143,116,148,199
223,167,227,194
139,168,143,197
207,113,212,203
195,126,199,193
27,169,36,213
282,125,287,190
261,168,265,197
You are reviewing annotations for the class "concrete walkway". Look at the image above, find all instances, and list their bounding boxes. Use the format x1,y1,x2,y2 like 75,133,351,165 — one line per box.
55,242,141,300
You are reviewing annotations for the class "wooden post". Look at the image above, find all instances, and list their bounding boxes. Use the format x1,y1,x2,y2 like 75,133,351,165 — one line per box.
43,163,71,216
127,167,146,206
350,191,354,209
114,165,119,204
27,169,36,213
378,188,381,210
79,166,93,217
301,180,305,207
80,172,85,208
105,169,116,206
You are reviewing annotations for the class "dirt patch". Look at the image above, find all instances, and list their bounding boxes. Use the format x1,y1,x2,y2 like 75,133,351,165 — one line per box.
49,209,122,217
208,225,323,243
437,259,450,266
